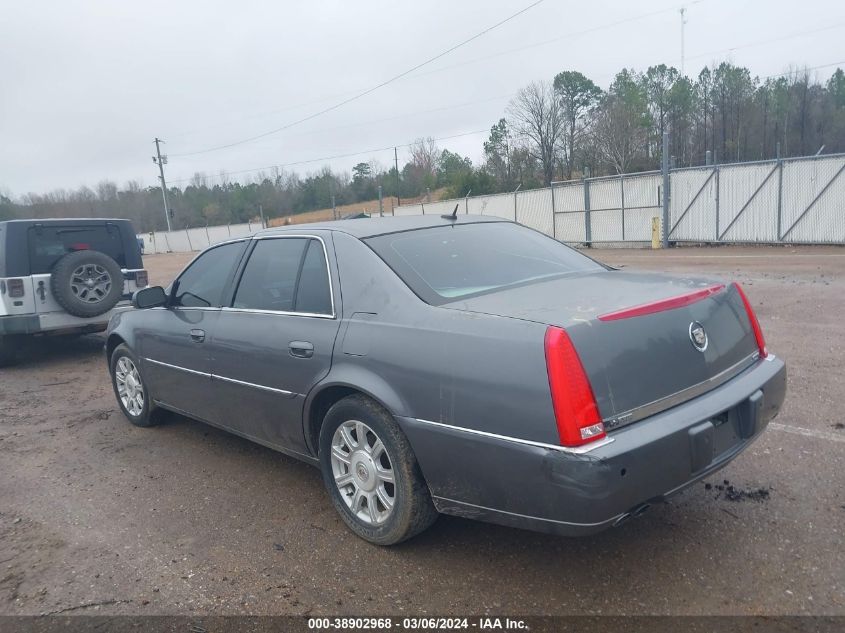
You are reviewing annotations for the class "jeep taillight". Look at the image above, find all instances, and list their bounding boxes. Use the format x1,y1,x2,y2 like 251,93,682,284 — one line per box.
7,279,25,298
544,326,605,447
734,282,768,359
135,270,149,288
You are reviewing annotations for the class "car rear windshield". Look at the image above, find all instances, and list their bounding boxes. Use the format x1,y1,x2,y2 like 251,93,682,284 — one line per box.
27,224,126,274
365,222,604,305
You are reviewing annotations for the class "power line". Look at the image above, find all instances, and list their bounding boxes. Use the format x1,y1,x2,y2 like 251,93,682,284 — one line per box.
170,0,543,157
173,92,514,162
685,21,845,64
400,1,707,84
761,60,845,81
167,2,699,146
167,129,490,185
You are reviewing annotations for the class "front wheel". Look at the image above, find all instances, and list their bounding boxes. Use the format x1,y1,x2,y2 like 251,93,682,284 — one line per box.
319,395,437,545
109,344,164,427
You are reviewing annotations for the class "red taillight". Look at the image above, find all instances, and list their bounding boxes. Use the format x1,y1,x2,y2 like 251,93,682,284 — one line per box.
135,270,149,288
734,282,768,359
544,326,605,447
7,278,25,298
598,284,725,321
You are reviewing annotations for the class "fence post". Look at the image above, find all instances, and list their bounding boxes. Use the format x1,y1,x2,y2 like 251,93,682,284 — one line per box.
661,131,670,248
715,166,720,242
184,226,193,252
620,173,626,241
464,189,472,214
513,184,521,222
421,201,425,214
776,158,784,240
205,223,210,245
378,185,384,216
227,223,231,237
550,184,557,239
584,178,592,246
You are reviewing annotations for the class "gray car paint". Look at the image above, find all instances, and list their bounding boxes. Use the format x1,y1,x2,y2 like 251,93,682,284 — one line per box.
106,215,786,536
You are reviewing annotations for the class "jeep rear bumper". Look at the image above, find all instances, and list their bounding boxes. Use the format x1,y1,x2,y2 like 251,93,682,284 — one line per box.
0,304,131,336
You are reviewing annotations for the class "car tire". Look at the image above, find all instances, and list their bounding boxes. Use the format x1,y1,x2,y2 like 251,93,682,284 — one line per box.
51,250,124,318
0,335,21,367
319,395,438,545
109,343,164,427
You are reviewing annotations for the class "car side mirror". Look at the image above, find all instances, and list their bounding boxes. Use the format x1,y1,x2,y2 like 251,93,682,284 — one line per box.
132,286,168,309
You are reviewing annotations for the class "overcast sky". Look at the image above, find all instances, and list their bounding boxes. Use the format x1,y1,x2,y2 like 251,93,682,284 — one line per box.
2,0,844,197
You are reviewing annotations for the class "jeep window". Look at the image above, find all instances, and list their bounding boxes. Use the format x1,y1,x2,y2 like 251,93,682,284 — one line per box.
232,237,332,315
365,222,604,305
27,225,126,274
173,241,244,308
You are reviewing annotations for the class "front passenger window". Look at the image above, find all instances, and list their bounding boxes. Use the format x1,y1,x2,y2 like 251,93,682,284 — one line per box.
173,241,244,308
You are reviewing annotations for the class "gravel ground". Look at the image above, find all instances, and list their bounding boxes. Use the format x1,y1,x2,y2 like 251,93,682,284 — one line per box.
0,245,843,616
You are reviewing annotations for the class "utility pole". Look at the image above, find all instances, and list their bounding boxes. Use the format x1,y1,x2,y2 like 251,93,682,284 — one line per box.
680,7,687,76
152,138,172,232
394,147,400,206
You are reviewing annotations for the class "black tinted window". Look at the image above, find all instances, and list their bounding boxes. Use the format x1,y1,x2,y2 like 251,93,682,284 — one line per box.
294,240,332,315
28,225,125,274
174,241,244,308
233,238,307,312
366,222,603,305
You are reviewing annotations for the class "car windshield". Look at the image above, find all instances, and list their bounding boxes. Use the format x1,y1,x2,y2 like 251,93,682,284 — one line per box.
365,222,604,305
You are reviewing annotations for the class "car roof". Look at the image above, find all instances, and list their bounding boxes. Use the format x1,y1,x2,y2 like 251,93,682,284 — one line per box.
0,218,133,227
254,214,507,239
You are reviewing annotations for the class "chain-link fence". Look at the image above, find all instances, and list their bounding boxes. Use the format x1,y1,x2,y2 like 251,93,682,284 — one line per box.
395,152,845,245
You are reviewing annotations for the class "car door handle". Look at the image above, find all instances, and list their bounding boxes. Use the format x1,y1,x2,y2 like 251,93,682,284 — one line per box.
289,341,314,358
190,328,206,343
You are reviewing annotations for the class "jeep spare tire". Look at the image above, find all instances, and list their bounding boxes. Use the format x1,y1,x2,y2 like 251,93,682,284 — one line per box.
50,250,124,318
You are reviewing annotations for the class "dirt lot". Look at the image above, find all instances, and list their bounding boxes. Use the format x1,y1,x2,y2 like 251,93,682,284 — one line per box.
0,245,843,616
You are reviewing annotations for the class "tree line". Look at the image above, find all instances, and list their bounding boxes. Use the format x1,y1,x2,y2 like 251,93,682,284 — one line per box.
3,62,844,231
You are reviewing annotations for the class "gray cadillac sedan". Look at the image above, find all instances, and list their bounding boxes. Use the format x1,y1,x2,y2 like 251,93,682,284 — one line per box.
105,215,786,545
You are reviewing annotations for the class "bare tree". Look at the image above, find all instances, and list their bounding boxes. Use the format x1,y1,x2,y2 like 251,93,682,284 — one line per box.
592,95,645,174
409,137,441,178
507,81,565,185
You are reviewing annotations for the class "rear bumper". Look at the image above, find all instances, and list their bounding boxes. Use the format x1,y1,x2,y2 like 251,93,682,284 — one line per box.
398,354,786,536
0,304,131,336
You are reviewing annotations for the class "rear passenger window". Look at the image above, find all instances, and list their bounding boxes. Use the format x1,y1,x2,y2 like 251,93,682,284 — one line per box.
173,241,244,308
233,238,307,312
294,240,332,315
232,238,332,315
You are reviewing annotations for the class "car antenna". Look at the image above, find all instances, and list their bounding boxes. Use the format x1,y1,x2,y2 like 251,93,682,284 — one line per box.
441,204,459,221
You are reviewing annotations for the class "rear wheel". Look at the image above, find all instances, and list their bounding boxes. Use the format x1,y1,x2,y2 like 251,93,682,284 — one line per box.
109,344,164,427
319,395,437,545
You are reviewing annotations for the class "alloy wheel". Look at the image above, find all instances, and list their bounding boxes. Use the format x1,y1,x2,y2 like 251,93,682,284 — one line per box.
330,420,395,525
114,356,144,417
70,264,113,303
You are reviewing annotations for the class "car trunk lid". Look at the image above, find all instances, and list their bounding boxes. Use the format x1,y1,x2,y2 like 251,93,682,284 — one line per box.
442,270,760,428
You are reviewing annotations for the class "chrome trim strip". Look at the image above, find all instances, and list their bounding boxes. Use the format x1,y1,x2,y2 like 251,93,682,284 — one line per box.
144,358,297,396
432,496,623,528
412,417,614,454
246,234,336,319
221,307,333,319
144,357,211,378
603,351,759,431
212,373,295,397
